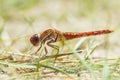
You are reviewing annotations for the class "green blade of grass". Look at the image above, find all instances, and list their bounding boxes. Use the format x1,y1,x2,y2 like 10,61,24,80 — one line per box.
72,38,97,80
0,61,36,68
73,37,88,50
85,42,101,60
39,64,70,76
102,64,110,80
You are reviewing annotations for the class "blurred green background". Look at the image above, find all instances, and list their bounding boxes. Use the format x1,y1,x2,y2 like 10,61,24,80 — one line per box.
0,0,120,80
0,0,119,53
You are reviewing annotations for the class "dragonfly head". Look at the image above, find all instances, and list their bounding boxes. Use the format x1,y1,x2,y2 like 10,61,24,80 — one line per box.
30,34,40,46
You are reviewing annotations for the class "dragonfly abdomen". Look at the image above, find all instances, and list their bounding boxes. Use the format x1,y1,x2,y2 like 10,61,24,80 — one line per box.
63,29,113,40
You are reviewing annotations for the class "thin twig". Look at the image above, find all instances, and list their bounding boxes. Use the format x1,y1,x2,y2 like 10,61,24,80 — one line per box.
40,50,83,60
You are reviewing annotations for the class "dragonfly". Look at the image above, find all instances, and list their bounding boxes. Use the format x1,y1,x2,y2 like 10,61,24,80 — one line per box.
30,29,113,56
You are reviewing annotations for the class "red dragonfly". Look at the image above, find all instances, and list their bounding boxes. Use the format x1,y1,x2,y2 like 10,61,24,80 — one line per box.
30,29,113,55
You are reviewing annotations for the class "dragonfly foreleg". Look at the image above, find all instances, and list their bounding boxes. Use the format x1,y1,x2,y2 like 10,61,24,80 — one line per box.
34,43,42,54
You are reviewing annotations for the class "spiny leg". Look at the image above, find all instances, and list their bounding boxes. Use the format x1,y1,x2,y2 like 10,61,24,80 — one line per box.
34,43,42,54
40,32,54,58
34,32,53,55
43,46,48,57
47,43,59,61
47,34,59,62
39,46,48,60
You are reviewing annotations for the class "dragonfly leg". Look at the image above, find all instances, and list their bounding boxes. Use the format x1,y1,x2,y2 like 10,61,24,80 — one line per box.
34,43,42,54
47,42,59,60
47,34,59,61
43,46,48,57
34,32,53,55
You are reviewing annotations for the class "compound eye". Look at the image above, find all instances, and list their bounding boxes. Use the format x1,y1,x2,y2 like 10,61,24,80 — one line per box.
30,34,39,46
33,34,39,42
